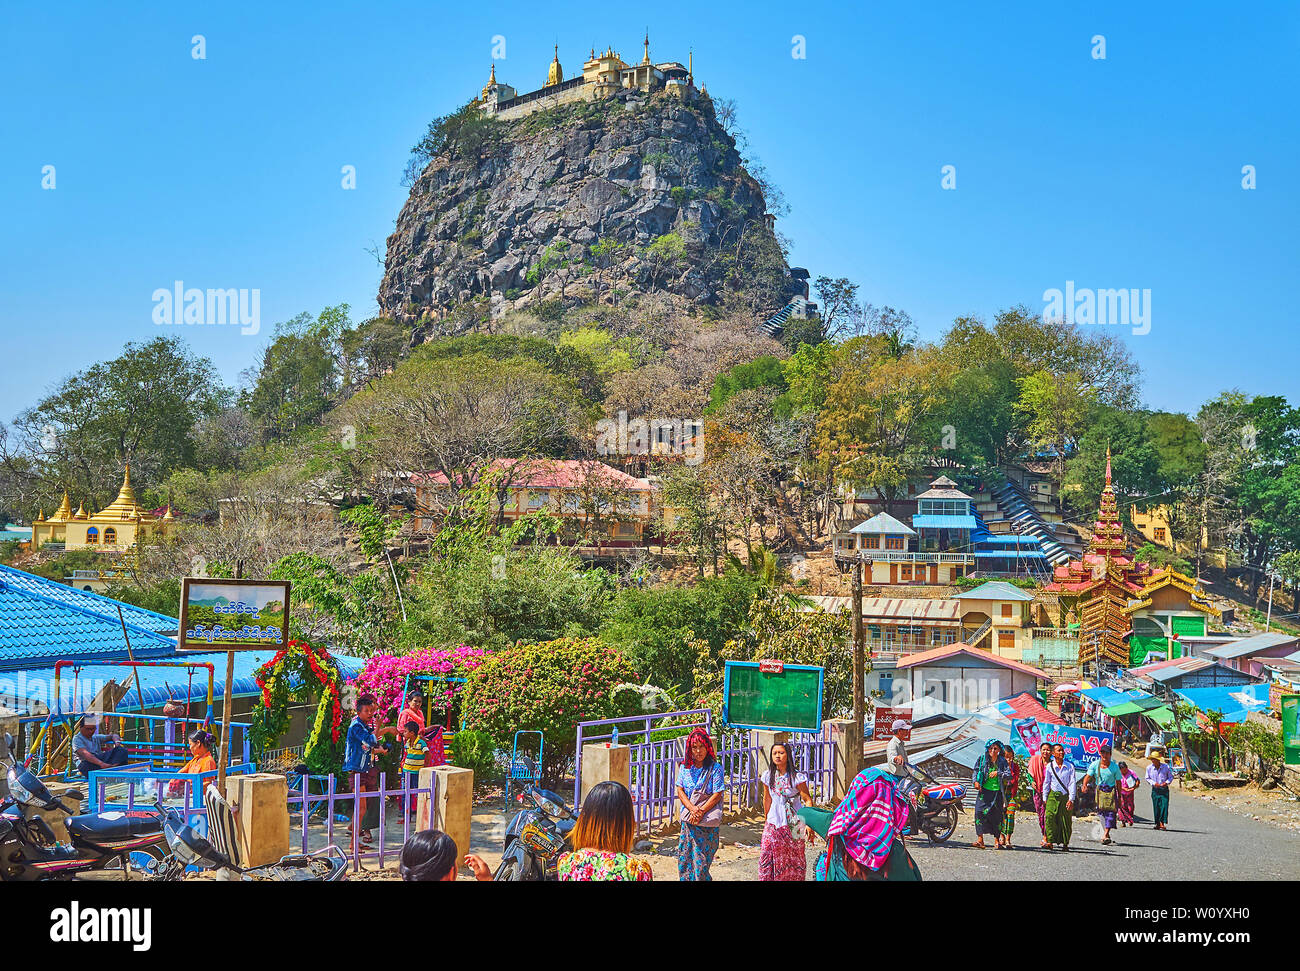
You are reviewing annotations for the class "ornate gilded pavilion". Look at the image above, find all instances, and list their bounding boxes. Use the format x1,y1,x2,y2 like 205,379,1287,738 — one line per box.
30,465,174,552
1046,450,1216,666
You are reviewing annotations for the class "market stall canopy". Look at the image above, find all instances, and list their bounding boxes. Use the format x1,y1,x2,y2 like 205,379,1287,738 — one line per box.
1145,706,1176,727
1173,683,1271,723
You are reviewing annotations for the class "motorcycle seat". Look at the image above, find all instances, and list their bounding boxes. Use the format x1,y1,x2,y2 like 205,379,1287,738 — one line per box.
922,783,965,802
556,817,576,836
66,811,161,842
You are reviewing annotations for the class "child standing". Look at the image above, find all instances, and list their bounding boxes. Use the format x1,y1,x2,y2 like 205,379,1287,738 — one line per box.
401,721,428,814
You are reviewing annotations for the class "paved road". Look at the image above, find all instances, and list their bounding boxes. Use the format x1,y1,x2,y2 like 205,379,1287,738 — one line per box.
456,782,1300,881
885,785,1300,881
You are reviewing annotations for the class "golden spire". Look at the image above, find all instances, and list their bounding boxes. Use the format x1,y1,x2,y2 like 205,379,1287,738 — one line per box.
688,50,694,85
481,63,498,101
162,505,175,521
73,502,87,520
545,44,563,87
642,29,651,65
96,463,145,521
35,508,45,523
50,491,72,523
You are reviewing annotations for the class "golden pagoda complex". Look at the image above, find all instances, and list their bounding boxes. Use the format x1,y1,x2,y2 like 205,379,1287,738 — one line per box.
478,34,697,122
30,465,176,554
1045,450,1218,667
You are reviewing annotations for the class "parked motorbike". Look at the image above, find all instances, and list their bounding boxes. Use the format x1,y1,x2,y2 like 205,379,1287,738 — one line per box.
494,764,575,881
894,762,965,843
1,733,166,881
147,792,347,881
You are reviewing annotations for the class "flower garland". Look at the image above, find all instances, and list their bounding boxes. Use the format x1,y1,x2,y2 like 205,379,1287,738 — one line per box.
251,640,345,773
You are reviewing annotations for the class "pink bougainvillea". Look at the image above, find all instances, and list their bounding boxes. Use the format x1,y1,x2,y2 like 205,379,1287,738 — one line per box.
351,646,493,724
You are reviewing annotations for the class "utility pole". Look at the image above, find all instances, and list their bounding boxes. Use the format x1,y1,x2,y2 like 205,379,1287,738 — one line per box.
217,559,243,795
1266,571,1275,632
851,553,865,746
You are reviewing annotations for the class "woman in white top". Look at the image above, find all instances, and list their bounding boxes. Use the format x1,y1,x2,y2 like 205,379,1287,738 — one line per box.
758,742,815,881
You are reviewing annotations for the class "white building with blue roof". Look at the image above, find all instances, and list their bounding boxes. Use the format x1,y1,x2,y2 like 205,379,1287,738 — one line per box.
833,475,1055,585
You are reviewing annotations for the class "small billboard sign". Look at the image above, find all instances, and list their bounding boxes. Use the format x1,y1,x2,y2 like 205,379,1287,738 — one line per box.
179,577,291,651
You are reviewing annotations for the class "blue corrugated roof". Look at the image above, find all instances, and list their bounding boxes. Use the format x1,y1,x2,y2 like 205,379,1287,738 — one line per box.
0,564,178,633
972,551,1048,559
0,571,176,671
1078,685,1129,706
0,649,368,714
1174,683,1270,723
911,515,978,530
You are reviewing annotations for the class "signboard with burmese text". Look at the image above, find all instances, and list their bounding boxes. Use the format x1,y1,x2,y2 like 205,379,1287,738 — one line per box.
179,577,291,651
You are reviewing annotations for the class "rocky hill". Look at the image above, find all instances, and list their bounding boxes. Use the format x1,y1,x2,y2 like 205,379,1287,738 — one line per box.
379,90,796,335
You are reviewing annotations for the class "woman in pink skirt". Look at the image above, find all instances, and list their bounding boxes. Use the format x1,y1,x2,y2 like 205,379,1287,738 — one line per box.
1117,761,1141,827
758,742,815,880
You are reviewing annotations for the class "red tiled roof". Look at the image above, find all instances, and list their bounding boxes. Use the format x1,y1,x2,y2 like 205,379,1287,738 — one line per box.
1002,692,1056,723
895,643,1052,679
414,458,653,491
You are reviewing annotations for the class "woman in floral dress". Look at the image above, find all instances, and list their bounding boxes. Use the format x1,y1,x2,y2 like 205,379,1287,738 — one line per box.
757,741,814,880
557,781,652,881
675,728,725,881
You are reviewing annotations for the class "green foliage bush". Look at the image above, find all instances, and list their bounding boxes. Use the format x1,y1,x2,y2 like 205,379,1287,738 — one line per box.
449,728,500,781
461,637,643,783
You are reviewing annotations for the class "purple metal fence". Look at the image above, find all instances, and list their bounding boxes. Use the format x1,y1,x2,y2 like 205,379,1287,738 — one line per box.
285,771,437,873
576,712,837,833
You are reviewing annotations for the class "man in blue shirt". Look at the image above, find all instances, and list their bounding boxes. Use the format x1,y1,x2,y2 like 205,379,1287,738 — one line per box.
72,717,131,777
342,695,393,844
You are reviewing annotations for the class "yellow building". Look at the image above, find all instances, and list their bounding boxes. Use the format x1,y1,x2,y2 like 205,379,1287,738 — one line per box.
30,465,175,553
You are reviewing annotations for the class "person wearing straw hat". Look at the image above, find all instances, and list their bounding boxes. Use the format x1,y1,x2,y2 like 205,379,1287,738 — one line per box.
886,719,909,778
1146,748,1174,830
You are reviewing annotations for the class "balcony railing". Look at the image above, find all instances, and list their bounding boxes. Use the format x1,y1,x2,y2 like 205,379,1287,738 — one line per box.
834,549,975,564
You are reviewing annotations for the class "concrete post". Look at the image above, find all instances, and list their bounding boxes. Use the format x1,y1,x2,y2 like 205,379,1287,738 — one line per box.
580,743,631,804
824,718,861,802
428,765,473,867
226,772,289,868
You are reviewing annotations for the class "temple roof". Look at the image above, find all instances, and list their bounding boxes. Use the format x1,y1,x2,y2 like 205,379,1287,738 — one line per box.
93,465,152,521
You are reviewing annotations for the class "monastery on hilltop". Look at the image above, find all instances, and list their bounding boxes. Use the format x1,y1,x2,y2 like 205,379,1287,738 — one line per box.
478,33,698,121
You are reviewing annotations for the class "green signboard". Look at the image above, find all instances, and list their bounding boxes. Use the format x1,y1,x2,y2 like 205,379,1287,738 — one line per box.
723,660,824,732
1282,694,1300,766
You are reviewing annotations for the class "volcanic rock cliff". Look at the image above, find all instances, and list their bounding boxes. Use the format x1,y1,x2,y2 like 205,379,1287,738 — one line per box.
379,91,795,335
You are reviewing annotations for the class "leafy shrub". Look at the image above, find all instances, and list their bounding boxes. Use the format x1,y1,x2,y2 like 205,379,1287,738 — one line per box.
449,728,499,781
461,637,642,783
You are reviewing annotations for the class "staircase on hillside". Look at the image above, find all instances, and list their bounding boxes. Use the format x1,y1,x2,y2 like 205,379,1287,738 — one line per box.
983,476,1076,567
761,300,799,337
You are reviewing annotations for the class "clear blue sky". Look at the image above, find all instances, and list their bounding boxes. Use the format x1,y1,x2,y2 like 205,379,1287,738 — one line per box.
2,1,1296,424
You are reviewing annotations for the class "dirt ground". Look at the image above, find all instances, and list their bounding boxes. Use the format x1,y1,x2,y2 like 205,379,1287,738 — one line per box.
1179,777,1300,833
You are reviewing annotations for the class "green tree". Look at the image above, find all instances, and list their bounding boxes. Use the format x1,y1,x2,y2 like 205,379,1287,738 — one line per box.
244,306,350,444
706,355,788,416
404,100,506,184
11,336,228,511
1015,370,1097,478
